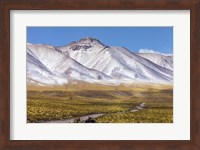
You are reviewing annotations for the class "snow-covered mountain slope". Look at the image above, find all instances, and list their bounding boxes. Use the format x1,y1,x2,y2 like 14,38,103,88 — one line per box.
27,43,112,85
27,37,173,86
136,53,173,71
58,37,173,83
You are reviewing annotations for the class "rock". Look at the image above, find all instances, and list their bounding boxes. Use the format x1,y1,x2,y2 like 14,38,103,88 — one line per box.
70,45,81,51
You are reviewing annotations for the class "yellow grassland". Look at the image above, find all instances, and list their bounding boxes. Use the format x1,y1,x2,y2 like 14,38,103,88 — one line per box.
27,83,173,123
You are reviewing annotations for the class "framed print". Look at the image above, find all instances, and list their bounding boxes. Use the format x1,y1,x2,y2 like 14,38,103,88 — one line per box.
0,0,200,150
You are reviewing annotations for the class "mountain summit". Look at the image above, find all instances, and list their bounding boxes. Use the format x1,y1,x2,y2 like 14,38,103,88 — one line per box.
27,37,173,86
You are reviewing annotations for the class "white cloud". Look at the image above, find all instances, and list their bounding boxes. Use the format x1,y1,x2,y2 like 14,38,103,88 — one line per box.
138,49,172,56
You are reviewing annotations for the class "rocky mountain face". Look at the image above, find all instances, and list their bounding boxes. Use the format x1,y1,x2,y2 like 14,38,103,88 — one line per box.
27,37,173,86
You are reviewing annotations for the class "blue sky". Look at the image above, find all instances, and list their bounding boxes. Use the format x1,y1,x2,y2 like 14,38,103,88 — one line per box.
27,27,173,54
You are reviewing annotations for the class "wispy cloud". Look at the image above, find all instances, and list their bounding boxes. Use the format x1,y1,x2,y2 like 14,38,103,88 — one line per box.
139,49,172,56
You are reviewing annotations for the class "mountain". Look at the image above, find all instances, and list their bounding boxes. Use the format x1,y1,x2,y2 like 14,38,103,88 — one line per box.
27,43,111,85
27,37,173,86
136,53,173,71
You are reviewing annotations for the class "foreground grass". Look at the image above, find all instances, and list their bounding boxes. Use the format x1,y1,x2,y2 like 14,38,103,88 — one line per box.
27,83,173,123
27,98,136,122
96,104,173,123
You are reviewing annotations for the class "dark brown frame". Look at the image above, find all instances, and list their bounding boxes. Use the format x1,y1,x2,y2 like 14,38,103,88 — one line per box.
0,0,200,150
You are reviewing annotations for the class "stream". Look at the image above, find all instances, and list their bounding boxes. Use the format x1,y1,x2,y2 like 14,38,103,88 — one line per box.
44,113,105,123
43,102,146,123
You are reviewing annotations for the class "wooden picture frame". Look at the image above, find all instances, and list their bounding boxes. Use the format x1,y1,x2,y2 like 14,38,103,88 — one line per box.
0,0,200,149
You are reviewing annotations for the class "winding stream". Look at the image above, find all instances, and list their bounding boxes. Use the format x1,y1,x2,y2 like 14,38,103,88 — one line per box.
44,113,105,123
43,103,146,123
